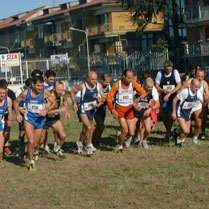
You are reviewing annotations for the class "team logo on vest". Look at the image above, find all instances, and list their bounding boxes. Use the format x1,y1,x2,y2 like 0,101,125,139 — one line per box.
167,81,170,84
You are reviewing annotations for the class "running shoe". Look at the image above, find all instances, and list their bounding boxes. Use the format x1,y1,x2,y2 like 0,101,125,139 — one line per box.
44,145,50,154
89,144,97,152
192,136,198,144
164,133,171,143
124,136,132,148
4,147,12,155
16,146,25,159
34,153,39,161
55,149,66,159
76,141,83,155
115,145,123,153
28,162,36,171
200,133,206,140
142,141,149,149
84,145,93,155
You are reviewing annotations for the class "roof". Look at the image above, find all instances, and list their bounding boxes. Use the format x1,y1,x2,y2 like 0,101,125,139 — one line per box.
28,0,120,23
0,0,119,30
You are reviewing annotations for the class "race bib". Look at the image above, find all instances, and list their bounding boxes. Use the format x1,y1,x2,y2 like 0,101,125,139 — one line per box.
163,85,175,91
27,103,45,113
83,101,97,111
182,101,194,109
118,94,132,103
138,102,149,109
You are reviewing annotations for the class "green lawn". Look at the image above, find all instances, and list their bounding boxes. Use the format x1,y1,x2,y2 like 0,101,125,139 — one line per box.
0,109,209,209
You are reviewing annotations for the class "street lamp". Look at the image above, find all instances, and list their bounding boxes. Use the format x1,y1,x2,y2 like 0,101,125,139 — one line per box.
69,27,90,72
0,46,10,53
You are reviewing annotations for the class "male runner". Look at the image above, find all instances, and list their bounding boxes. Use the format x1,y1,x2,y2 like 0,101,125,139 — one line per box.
14,76,56,171
41,81,71,158
70,71,104,155
155,60,182,143
172,78,203,147
106,69,146,152
0,80,12,161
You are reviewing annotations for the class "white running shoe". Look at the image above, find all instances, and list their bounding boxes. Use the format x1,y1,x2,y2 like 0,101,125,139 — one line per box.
76,141,83,154
44,145,50,154
84,145,93,155
124,136,132,148
89,144,97,152
115,145,123,153
192,136,198,144
142,141,149,149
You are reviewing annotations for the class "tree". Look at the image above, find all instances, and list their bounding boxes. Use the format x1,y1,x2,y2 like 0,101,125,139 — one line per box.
121,0,183,69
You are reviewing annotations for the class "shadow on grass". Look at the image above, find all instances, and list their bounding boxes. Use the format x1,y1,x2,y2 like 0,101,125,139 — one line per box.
3,155,26,168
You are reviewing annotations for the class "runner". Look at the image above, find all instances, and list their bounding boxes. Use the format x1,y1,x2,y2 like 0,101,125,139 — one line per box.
155,60,182,143
172,78,203,147
106,69,146,152
42,69,56,153
15,78,33,158
0,79,16,155
0,80,12,162
180,68,209,143
133,77,160,149
14,76,56,171
70,71,104,155
41,81,71,158
92,73,111,148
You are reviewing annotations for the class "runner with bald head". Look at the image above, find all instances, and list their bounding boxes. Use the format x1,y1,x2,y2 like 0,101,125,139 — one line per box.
133,77,160,149
180,68,209,143
172,78,203,147
106,69,146,152
70,71,105,155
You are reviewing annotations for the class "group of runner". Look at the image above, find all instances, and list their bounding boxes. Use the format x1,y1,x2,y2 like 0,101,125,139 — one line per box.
0,60,208,171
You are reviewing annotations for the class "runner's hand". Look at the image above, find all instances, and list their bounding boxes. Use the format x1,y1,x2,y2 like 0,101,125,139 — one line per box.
171,112,176,120
111,109,119,119
16,113,22,123
73,103,78,112
164,93,170,102
133,104,142,112
39,109,48,117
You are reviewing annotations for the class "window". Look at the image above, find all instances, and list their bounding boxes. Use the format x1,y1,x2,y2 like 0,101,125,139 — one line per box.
141,34,153,51
38,26,43,39
98,14,108,25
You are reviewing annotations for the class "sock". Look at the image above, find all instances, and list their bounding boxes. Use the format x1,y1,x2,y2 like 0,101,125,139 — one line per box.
30,160,35,164
193,136,198,140
54,142,57,148
56,145,61,151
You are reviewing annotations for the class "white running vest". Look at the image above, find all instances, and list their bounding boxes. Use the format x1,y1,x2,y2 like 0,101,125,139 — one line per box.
116,80,134,106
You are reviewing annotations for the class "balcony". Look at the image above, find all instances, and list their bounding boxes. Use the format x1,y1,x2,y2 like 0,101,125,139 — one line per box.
21,38,33,48
44,32,72,44
86,23,137,36
185,42,209,57
184,5,209,25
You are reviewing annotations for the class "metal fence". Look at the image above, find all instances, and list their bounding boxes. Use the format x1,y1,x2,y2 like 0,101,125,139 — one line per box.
0,50,168,86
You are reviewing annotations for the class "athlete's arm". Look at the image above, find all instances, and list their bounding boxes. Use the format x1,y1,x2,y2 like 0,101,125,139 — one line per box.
70,83,84,112
155,72,167,94
7,97,13,127
40,89,57,117
203,81,209,103
14,90,27,122
97,83,105,108
133,80,146,95
171,96,180,120
106,82,119,119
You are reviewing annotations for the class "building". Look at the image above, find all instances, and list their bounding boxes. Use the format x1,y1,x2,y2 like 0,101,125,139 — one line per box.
0,0,165,61
184,0,209,69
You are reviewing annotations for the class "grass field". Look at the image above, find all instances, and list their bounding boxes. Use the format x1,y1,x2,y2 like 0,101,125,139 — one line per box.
0,108,209,209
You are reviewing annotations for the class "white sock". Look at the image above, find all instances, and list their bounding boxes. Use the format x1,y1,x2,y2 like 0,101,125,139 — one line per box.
56,145,61,151
30,160,35,164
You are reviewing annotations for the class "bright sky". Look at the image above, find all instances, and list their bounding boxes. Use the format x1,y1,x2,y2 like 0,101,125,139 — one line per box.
0,0,74,19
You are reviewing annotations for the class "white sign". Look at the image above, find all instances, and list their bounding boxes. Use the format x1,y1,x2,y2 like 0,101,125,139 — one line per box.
0,53,20,67
50,54,69,63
